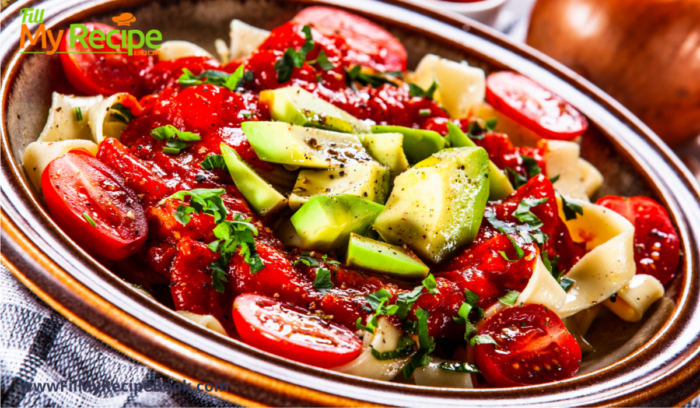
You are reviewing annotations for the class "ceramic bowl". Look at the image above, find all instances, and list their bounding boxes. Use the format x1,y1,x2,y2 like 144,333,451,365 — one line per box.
404,0,508,26
2,0,700,405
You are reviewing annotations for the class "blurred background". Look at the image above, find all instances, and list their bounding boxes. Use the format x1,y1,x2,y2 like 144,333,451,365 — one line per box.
447,0,700,181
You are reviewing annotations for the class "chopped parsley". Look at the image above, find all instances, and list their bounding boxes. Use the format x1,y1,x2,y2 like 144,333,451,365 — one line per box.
402,308,435,377
549,174,561,183
561,195,584,220
521,155,542,178
345,65,398,89
313,267,333,294
178,64,247,91
469,334,499,347
560,277,575,292
418,109,431,116
438,361,480,373
371,335,415,360
356,288,399,334
453,289,484,342
201,154,227,171
74,107,83,122
151,125,201,155
310,49,335,71
160,188,227,225
396,285,424,320
109,103,134,123
498,290,521,306
207,214,264,292
506,167,528,188
274,25,314,83
82,212,96,227
293,252,320,267
421,273,441,295
513,197,547,228
408,81,438,99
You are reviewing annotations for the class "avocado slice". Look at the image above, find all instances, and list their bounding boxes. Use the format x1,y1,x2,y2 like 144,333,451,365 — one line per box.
345,233,429,281
290,195,385,252
220,144,287,215
371,125,446,164
289,161,390,210
373,147,490,264
357,132,409,177
446,122,514,200
242,122,373,169
260,86,371,133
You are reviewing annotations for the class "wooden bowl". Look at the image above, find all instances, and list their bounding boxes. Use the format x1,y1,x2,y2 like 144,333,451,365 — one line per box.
526,0,700,147
2,0,700,405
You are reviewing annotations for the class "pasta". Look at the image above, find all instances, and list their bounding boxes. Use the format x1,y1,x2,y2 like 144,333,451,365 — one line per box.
604,274,664,322
517,254,568,313
557,198,636,318
86,93,138,143
333,317,411,380
157,40,213,61
175,311,228,335
413,358,475,388
37,92,103,142
229,19,269,60
544,141,589,201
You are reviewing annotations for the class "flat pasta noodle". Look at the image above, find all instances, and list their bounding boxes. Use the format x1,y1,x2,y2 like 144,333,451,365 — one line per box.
603,274,664,322
517,254,568,313
563,304,605,354
229,19,270,61
38,92,104,142
474,102,541,147
87,93,140,143
544,140,589,201
556,197,636,318
175,311,227,335
413,357,475,388
23,139,98,192
332,316,412,380
157,40,213,62
578,158,604,198
409,54,485,118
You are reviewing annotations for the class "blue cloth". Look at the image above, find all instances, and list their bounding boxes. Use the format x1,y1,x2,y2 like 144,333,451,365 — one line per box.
0,265,237,407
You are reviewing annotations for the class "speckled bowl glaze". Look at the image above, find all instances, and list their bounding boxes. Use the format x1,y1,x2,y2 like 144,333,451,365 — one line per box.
2,0,700,405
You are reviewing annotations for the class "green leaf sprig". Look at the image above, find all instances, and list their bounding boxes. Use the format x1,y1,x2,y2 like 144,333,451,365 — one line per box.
345,65,398,89
408,81,439,99
402,308,436,378
161,188,227,225
275,25,315,83
371,335,416,361
178,64,248,92
207,214,263,293
151,125,201,155
561,195,584,220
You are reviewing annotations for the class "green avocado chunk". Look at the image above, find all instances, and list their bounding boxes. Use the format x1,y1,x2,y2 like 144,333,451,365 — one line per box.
242,122,373,169
260,86,371,133
357,133,409,178
371,125,446,164
290,195,384,252
289,161,390,210
345,233,429,281
220,144,287,215
373,147,490,264
446,122,514,200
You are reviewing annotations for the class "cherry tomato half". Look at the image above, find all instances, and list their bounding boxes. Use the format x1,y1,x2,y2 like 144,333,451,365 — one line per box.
59,23,151,96
232,294,362,368
474,304,581,387
597,196,680,285
42,150,148,260
486,72,588,140
294,6,407,72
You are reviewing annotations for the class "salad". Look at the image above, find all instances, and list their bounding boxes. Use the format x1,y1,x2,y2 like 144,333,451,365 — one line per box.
23,7,681,388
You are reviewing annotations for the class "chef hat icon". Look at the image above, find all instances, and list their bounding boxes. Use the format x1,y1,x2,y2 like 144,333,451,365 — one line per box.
112,13,136,26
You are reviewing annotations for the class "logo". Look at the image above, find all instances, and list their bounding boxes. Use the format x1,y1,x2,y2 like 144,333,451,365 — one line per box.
112,13,136,27
19,8,162,56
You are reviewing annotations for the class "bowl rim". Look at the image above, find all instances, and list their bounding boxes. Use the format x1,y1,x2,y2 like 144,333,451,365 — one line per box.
404,0,508,14
2,0,700,406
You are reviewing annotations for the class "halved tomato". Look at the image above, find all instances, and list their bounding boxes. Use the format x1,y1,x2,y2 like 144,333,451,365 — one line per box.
58,23,152,96
597,196,680,285
293,6,407,72
232,294,362,368
42,149,148,260
486,72,588,140
474,304,581,387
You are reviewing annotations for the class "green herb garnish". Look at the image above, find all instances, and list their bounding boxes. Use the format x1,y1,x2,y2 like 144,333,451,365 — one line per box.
151,124,201,155
201,154,227,171
274,25,315,83
178,64,247,91
408,81,438,99
469,334,499,347
371,335,416,360
313,267,333,294
345,65,398,89
75,107,83,122
562,195,584,220
498,290,521,306
421,273,441,295
160,188,227,225
207,214,264,292
438,361,480,373
109,103,134,123
402,308,435,377
82,212,96,227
